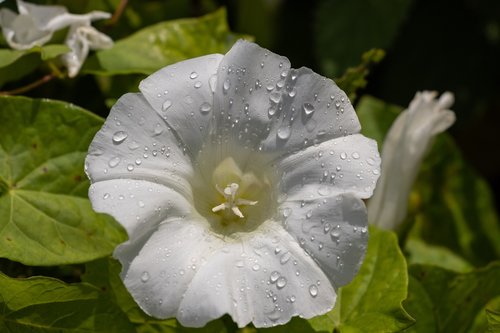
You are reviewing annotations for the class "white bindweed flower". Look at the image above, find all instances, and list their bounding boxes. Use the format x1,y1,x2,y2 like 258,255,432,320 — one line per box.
85,40,381,328
368,91,455,230
0,0,112,77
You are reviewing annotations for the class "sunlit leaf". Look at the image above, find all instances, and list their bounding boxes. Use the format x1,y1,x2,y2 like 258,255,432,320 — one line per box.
307,227,414,332
0,96,126,265
83,8,247,75
0,272,134,332
404,263,500,332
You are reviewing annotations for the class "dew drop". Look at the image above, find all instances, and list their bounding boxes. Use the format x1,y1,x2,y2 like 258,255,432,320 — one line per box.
127,164,134,171
128,140,140,150
290,295,296,303
277,277,287,289
103,193,110,200
270,271,280,283
268,107,276,117
135,158,142,165
154,123,163,135
309,284,318,297
373,169,380,175
306,210,313,219
138,200,145,208
288,88,297,97
277,126,291,140
190,71,198,79
223,79,231,93
112,131,128,144
200,102,212,114
366,157,375,165
209,74,217,93
194,81,202,88
162,99,172,111
269,92,281,104
340,152,347,160
252,264,261,271
282,207,292,218
303,103,315,115
108,156,120,168
141,271,150,283
352,152,360,159
317,185,331,196
280,252,291,264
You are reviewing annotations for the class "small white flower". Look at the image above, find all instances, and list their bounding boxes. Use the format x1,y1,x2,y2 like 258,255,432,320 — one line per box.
0,0,112,76
85,40,381,328
368,91,455,230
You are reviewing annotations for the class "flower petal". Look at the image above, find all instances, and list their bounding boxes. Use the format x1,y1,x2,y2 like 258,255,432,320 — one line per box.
139,54,224,154
89,179,191,241
62,24,113,77
116,219,224,320
279,193,368,287
211,39,291,150
368,91,455,229
177,222,336,328
276,134,381,200
261,67,361,154
85,93,193,199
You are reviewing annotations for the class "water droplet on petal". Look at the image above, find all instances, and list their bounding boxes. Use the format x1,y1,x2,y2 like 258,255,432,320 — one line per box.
112,131,128,144
103,193,110,200
277,277,287,289
194,81,202,88
309,284,318,297
128,140,140,150
200,102,212,114
154,123,163,135
277,126,291,140
138,200,145,208
269,92,281,104
162,99,172,111
373,169,380,175
209,74,217,93
223,79,230,93
127,164,134,171
190,71,198,79
268,107,276,116
318,185,331,196
141,271,150,283
108,156,120,168
352,152,360,159
252,264,261,271
270,271,280,283
303,103,315,115
280,252,291,264
288,88,297,97
340,152,347,160
283,207,292,218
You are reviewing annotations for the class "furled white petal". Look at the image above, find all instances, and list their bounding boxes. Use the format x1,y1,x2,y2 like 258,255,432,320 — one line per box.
62,24,113,77
177,222,336,328
139,54,224,154
368,91,455,230
89,179,192,241
85,93,193,199
116,219,224,320
0,0,110,50
211,39,291,150
276,134,381,200
279,193,368,287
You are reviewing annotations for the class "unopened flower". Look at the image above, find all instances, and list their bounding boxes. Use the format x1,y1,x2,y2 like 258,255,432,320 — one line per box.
85,40,381,328
0,0,112,77
368,91,455,230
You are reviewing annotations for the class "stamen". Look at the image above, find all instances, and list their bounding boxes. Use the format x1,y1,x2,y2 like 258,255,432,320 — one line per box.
212,183,258,218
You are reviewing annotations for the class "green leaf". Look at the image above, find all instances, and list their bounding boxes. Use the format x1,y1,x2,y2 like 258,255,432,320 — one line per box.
314,0,413,77
83,258,228,332
308,226,414,332
0,45,69,68
0,45,69,87
404,263,500,332
83,8,247,75
405,238,474,273
0,96,126,265
486,308,500,333
0,272,134,332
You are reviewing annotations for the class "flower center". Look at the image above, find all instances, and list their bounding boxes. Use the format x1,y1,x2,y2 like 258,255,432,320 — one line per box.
211,183,258,218
191,153,276,235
